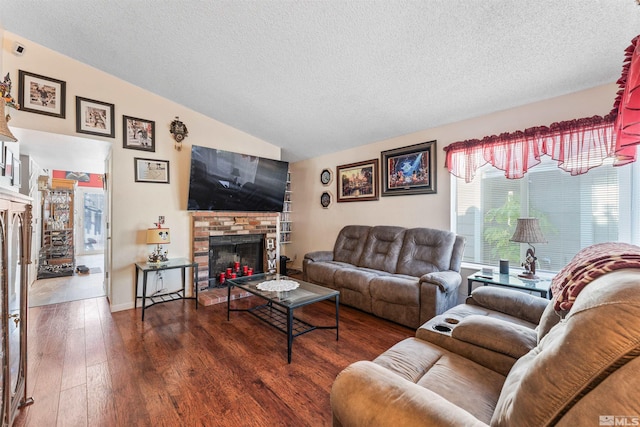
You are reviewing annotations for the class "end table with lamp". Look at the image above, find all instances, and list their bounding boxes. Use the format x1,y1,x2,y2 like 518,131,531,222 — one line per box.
135,258,199,320
134,217,198,320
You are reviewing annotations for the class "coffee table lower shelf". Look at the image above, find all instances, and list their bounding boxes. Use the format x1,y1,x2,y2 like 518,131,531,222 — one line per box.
245,302,319,337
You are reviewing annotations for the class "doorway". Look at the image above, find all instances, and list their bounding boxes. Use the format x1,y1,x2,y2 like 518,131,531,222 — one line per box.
29,186,107,308
15,128,112,308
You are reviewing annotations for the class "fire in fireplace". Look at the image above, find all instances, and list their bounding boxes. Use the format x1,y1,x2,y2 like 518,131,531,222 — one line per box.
209,234,264,288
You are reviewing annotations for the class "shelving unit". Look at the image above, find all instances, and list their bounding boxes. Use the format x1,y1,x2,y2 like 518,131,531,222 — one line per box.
38,178,76,278
280,171,292,244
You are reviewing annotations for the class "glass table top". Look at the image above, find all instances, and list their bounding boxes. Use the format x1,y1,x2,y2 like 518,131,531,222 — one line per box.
468,271,552,292
226,273,339,309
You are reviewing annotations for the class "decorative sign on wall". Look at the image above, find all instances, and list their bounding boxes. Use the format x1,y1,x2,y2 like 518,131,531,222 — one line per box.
265,238,277,273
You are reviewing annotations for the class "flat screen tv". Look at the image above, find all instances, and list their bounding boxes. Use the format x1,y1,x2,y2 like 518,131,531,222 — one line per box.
187,145,289,212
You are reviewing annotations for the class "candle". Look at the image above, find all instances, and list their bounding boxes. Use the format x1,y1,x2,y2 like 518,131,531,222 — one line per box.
243,265,249,274
234,261,240,272
219,273,226,284
226,267,232,276
247,268,253,276
231,272,237,279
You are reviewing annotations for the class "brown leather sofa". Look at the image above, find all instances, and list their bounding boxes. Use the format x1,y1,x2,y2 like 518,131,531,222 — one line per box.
302,225,466,328
331,268,640,426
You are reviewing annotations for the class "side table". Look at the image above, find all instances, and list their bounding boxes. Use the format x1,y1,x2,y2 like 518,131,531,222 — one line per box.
467,271,552,299
135,257,199,320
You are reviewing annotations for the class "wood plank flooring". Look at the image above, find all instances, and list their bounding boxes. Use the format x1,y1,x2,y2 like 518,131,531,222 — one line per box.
13,295,413,426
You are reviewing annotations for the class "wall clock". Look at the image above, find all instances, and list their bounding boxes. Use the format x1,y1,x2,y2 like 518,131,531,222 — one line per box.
320,168,332,185
321,191,331,208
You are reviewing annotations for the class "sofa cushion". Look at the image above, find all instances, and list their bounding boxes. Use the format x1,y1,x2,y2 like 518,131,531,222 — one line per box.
396,228,456,276
332,225,371,265
370,275,421,327
466,286,549,326
451,316,537,359
358,226,406,273
302,261,353,288
373,337,505,425
334,267,379,312
331,360,488,427
370,274,419,306
434,300,540,330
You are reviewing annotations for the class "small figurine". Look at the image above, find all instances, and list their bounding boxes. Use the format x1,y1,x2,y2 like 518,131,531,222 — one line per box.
170,116,188,151
0,73,19,109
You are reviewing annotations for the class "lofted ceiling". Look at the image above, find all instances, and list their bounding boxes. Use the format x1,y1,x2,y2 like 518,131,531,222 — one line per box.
3,1,640,167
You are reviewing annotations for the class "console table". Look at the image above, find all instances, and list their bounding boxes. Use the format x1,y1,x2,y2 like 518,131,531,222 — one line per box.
467,271,552,299
135,258,199,320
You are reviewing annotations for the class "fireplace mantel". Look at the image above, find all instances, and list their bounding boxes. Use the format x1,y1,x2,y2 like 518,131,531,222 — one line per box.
192,211,280,289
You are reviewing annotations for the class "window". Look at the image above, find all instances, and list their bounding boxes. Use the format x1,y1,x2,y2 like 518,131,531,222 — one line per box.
453,156,636,273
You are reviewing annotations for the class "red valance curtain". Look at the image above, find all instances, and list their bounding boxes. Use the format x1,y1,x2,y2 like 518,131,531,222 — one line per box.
443,114,632,182
613,35,640,150
444,35,640,183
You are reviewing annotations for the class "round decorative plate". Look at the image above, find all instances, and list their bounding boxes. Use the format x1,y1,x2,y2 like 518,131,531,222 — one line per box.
256,279,300,292
320,168,332,185
321,191,331,208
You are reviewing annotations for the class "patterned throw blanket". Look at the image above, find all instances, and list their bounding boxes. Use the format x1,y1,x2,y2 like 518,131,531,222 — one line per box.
551,242,640,313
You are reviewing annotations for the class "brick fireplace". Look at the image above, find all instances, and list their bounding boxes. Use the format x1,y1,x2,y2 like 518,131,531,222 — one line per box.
192,211,280,291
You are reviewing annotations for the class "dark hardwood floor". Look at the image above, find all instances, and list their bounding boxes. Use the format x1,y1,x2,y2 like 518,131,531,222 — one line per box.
14,294,413,426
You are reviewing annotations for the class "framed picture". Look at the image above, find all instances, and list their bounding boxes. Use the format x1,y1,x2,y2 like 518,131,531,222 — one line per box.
18,70,66,118
123,115,155,152
381,140,437,197
336,159,379,202
134,157,170,184
76,96,115,137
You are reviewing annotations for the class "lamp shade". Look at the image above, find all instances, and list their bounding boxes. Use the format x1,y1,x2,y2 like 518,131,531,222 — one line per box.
146,228,171,245
510,218,546,244
0,98,17,142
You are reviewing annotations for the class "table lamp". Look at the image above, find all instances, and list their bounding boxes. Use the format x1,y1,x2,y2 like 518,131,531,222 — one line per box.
510,218,546,279
147,217,170,264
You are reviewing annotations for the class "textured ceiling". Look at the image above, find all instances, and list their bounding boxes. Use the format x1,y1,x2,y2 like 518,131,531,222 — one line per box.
3,1,640,164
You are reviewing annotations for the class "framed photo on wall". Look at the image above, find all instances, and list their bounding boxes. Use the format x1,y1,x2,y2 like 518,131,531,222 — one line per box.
336,159,379,202
76,96,115,138
18,70,66,118
381,140,437,196
123,115,155,152
134,157,170,184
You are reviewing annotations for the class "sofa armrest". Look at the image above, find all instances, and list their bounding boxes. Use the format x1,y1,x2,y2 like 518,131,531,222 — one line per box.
420,270,462,292
303,250,334,263
331,361,487,427
452,315,538,359
466,286,549,324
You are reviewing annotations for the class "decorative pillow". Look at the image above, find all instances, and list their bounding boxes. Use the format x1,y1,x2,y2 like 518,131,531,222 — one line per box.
551,242,640,313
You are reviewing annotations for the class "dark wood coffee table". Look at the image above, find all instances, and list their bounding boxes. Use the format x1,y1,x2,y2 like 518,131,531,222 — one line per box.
226,273,339,363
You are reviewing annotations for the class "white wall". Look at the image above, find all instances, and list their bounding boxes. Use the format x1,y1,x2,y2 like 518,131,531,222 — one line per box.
1,32,281,311
286,84,618,270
